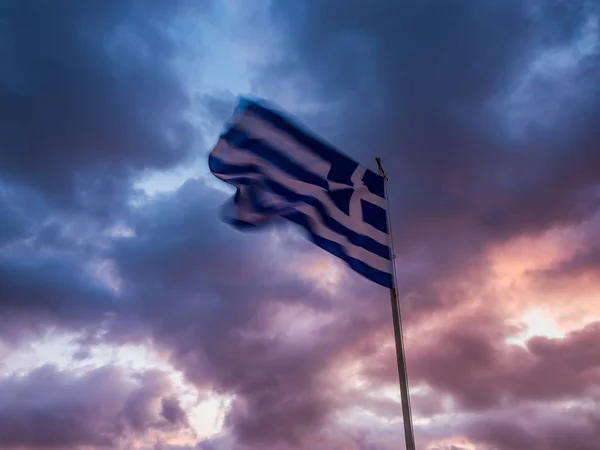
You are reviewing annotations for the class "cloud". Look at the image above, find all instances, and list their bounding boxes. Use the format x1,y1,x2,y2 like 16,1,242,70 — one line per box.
161,397,189,427
0,243,117,340
0,0,599,449
0,365,190,449
223,4,600,444
375,313,600,411
467,400,600,450
107,178,390,447
0,181,49,244
263,0,600,265
0,0,204,216
541,239,600,280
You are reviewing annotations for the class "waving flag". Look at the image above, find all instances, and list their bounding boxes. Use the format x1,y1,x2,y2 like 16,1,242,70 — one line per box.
208,98,393,288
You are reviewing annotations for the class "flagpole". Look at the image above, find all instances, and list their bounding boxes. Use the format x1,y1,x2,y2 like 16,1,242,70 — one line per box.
376,157,416,450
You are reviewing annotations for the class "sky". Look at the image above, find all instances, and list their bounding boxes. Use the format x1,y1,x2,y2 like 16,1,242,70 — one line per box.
0,1,599,449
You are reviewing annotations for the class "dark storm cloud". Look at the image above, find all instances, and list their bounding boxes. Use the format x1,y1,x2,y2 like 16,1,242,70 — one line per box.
264,0,600,254
0,180,49,244
0,365,189,449
0,0,204,344
0,0,203,216
0,244,116,340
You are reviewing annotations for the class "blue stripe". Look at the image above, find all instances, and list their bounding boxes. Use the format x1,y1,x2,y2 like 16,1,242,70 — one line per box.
209,156,391,260
361,199,388,234
241,98,346,165
264,180,390,260
241,98,385,198
241,98,386,199
327,188,354,215
362,169,385,198
327,158,359,187
209,154,260,177
223,182,393,288
221,127,329,190
284,211,393,288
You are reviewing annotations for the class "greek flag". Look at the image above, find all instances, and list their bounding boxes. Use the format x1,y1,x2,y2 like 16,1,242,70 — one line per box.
208,98,393,288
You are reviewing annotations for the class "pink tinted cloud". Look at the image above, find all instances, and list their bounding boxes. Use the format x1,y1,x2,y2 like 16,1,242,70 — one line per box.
0,365,190,449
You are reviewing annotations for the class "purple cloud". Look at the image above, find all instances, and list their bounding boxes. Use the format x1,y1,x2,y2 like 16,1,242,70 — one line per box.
0,0,205,216
0,365,189,449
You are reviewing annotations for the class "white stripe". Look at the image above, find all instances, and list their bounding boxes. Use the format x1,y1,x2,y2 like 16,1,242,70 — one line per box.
218,168,391,271
213,141,389,245
212,139,390,246
233,110,331,179
234,110,386,208
217,180,391,273
349,166,366,221
327,180,386,209
256,187,392,273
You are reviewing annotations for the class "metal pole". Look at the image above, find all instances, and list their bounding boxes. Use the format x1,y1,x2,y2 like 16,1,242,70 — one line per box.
376,157,416,450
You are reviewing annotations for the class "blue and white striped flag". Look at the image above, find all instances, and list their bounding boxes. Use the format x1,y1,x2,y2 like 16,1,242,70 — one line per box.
208,98,393,288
